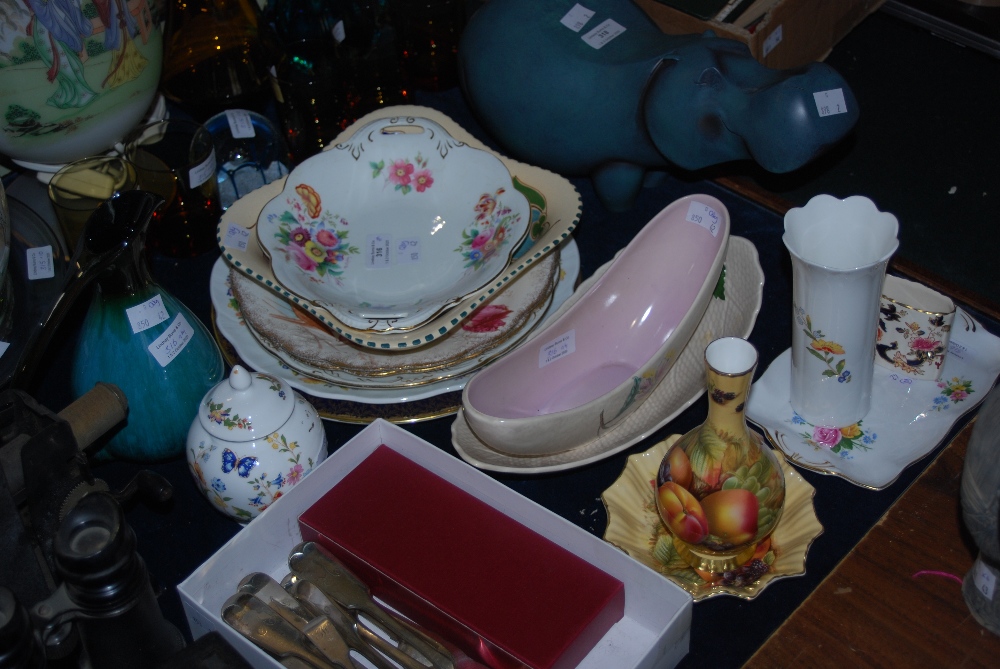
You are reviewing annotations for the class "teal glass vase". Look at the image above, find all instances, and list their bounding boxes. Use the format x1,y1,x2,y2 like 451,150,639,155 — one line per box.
20,191,225,461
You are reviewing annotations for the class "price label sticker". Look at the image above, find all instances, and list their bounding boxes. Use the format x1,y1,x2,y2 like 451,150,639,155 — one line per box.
948,339,971,362
581,18,625,49
813,88,848,117
973,555,996,601
0,342,8,359
127,294,170,334
27,246,54,280
762,24,782,57
539,330,576,368
225,109,256,138
224,223,251,251
686,201,721,237
396,239,421,264
366,234,392,268
189,148,217,189
560,4,594,32
332,20,346,43
148,313,194,367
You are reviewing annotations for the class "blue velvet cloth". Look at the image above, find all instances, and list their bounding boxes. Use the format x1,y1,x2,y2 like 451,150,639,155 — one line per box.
32,88,1000,668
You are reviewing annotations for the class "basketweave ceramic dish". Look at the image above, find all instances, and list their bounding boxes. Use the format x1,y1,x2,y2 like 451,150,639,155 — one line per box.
451,235,763,474
256,116,531,332
462,194,730,457
218,106,580,350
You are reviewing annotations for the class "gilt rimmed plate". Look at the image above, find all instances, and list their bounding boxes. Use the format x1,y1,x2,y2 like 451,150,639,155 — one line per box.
219,105,580,349
230,247,559,389
450,236,763,474
256,116,531,331
209,240,580,421
746,308,1000,490
601,436,822,601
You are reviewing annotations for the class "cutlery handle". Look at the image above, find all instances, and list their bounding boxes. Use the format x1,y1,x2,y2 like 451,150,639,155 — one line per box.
359,603,455,669
355,622,429,669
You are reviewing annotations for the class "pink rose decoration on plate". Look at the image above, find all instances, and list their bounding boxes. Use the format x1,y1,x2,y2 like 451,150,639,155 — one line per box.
812,426,842,448
463,304,512,333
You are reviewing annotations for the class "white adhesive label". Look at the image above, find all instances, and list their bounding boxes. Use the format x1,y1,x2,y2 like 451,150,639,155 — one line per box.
27,246,54,280
762,24,782,57
148,313,194,367
814,88,848,117
561,4,595,32
948,338,971,362
539,330,576,368
395,239,421,264
366,235,392,268
127,294,170,334
686,201,721,237
189,149,217,189
581,18,625,49
0,342,8,359
973,555,996,601
225,109,256,138
224,223,251,251
332,20,346,43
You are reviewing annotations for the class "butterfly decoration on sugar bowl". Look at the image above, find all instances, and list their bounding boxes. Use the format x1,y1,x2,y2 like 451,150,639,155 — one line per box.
186,365,328,523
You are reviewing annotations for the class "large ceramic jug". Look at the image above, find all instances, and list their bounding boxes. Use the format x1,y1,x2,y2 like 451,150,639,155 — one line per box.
13,191,224,461
0,0,164,167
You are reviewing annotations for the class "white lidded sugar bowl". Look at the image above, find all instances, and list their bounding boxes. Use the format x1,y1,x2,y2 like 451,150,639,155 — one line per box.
186,365,327,522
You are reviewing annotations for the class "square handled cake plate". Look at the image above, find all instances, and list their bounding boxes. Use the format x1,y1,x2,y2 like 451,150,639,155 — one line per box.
256,116,532,332
218,106,580,349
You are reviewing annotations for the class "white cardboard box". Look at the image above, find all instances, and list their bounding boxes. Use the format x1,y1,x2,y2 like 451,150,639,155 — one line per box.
178,419,692,668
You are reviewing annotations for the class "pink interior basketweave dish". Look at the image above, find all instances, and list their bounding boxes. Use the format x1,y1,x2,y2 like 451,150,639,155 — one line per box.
462,193,730,456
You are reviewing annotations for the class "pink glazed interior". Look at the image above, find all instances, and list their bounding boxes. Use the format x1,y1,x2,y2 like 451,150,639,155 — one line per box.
466,194,728,419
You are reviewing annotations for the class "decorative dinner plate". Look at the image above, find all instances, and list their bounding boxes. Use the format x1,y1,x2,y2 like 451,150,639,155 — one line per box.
746,308,1000,489
450,236,764,474
256,116,531,331
601,436,822,601
210,240,580,422
219,105,581,349
231,246,559,389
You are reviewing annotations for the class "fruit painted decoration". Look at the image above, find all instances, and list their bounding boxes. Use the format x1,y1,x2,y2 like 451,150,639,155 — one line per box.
656,436,784,553
654,337,785,571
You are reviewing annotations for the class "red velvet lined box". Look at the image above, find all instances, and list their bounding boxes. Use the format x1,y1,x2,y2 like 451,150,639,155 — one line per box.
298,445,625,669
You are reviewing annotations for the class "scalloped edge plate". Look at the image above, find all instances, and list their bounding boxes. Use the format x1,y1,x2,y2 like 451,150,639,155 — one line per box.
602,436,822,601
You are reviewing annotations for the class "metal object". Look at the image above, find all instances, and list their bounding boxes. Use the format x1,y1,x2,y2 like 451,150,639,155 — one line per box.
239,573,357,669
288,541,455,669
288,579,426,669
0,384,182,666
221,592,342,669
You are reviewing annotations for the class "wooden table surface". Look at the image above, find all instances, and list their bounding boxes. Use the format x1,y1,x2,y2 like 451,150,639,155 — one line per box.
744,418,1000,667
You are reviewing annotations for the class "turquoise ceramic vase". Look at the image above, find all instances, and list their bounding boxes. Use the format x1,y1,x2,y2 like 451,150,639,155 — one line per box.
66,191,223,461
71,191,224,462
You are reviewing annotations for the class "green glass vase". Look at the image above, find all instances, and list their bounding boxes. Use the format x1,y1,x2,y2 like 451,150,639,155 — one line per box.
74,191,223,461
16,191,224,461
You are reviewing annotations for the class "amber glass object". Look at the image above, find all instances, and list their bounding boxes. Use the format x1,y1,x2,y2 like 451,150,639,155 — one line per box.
393,0,467,91
161,0,274,121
